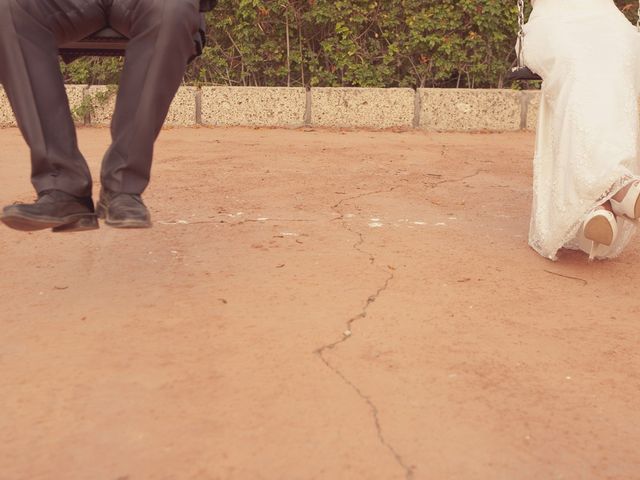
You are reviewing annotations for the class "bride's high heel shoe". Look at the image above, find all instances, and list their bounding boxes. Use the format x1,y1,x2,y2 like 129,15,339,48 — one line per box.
610,180,640,222
578,208,618,261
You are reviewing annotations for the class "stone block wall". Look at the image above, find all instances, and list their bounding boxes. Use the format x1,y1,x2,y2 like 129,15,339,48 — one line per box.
0,85,545,132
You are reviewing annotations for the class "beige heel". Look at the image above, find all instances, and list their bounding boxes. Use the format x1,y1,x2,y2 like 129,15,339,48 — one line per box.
587,242,600,262
579,208,618,262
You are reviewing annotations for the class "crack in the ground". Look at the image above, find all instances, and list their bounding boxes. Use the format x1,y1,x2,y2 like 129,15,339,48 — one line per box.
330,186,403,222
315,272,415,479
157,217,314,226
317,272,394,352
225,218,314,227
423,146,488,191
421,168,488,212
423,168,487,190
314,186,415,480
316,170,483,477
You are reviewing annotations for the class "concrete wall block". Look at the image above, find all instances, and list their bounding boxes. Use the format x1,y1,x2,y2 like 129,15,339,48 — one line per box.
3,85,546,131
86,85,117,126
166,86,198,126
1,85,88,127
419,88,522,131
201,87,307,127
66,84,89,124
311,87,415,128
66,85,87,114
0,87,15,127
525,90,541,131
87,85,197,126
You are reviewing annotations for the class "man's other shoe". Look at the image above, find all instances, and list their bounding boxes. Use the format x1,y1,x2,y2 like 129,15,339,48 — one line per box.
1,190,98,232
97,189,152,228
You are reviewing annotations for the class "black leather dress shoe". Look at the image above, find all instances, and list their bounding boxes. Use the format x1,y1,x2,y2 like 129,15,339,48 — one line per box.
97,189,152,228
1,190,98,232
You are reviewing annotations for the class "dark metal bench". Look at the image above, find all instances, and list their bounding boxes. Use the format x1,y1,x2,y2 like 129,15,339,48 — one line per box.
59,0,216,62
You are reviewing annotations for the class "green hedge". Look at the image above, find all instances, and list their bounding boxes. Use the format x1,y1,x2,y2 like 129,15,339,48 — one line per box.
62,0,638,88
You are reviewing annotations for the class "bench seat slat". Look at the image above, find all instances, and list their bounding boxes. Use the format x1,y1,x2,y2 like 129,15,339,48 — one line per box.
58,0,214,61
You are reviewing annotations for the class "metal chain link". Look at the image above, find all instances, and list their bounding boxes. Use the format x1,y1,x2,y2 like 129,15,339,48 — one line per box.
516,0,526,67
637,0,640,31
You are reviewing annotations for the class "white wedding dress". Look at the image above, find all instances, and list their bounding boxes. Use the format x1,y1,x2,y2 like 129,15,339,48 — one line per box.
523,0,640,260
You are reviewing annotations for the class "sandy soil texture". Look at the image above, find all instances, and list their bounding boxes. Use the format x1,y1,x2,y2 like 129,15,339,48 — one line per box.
1,127,639,480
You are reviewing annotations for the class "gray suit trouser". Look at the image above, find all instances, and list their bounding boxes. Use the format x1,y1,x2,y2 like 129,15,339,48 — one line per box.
0,0,200,197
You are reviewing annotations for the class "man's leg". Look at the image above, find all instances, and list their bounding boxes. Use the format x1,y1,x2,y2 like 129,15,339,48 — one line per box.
98,0,200,228
0,0,106,231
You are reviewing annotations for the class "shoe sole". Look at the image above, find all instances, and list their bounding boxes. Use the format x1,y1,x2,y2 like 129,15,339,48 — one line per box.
96,202,152,229
0,212,99,232
584,215,614,246
53,215,100,233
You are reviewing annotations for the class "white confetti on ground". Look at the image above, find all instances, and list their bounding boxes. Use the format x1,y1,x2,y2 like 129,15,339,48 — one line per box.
368,222,384,228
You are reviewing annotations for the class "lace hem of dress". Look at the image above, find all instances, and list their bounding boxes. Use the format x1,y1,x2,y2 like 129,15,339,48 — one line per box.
529,174,639,261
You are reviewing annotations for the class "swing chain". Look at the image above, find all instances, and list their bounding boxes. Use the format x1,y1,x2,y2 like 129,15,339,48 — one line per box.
516,0,526,68
637,0,640,31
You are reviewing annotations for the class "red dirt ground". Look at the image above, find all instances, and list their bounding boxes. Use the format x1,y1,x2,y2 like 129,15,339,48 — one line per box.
1,127,639,480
